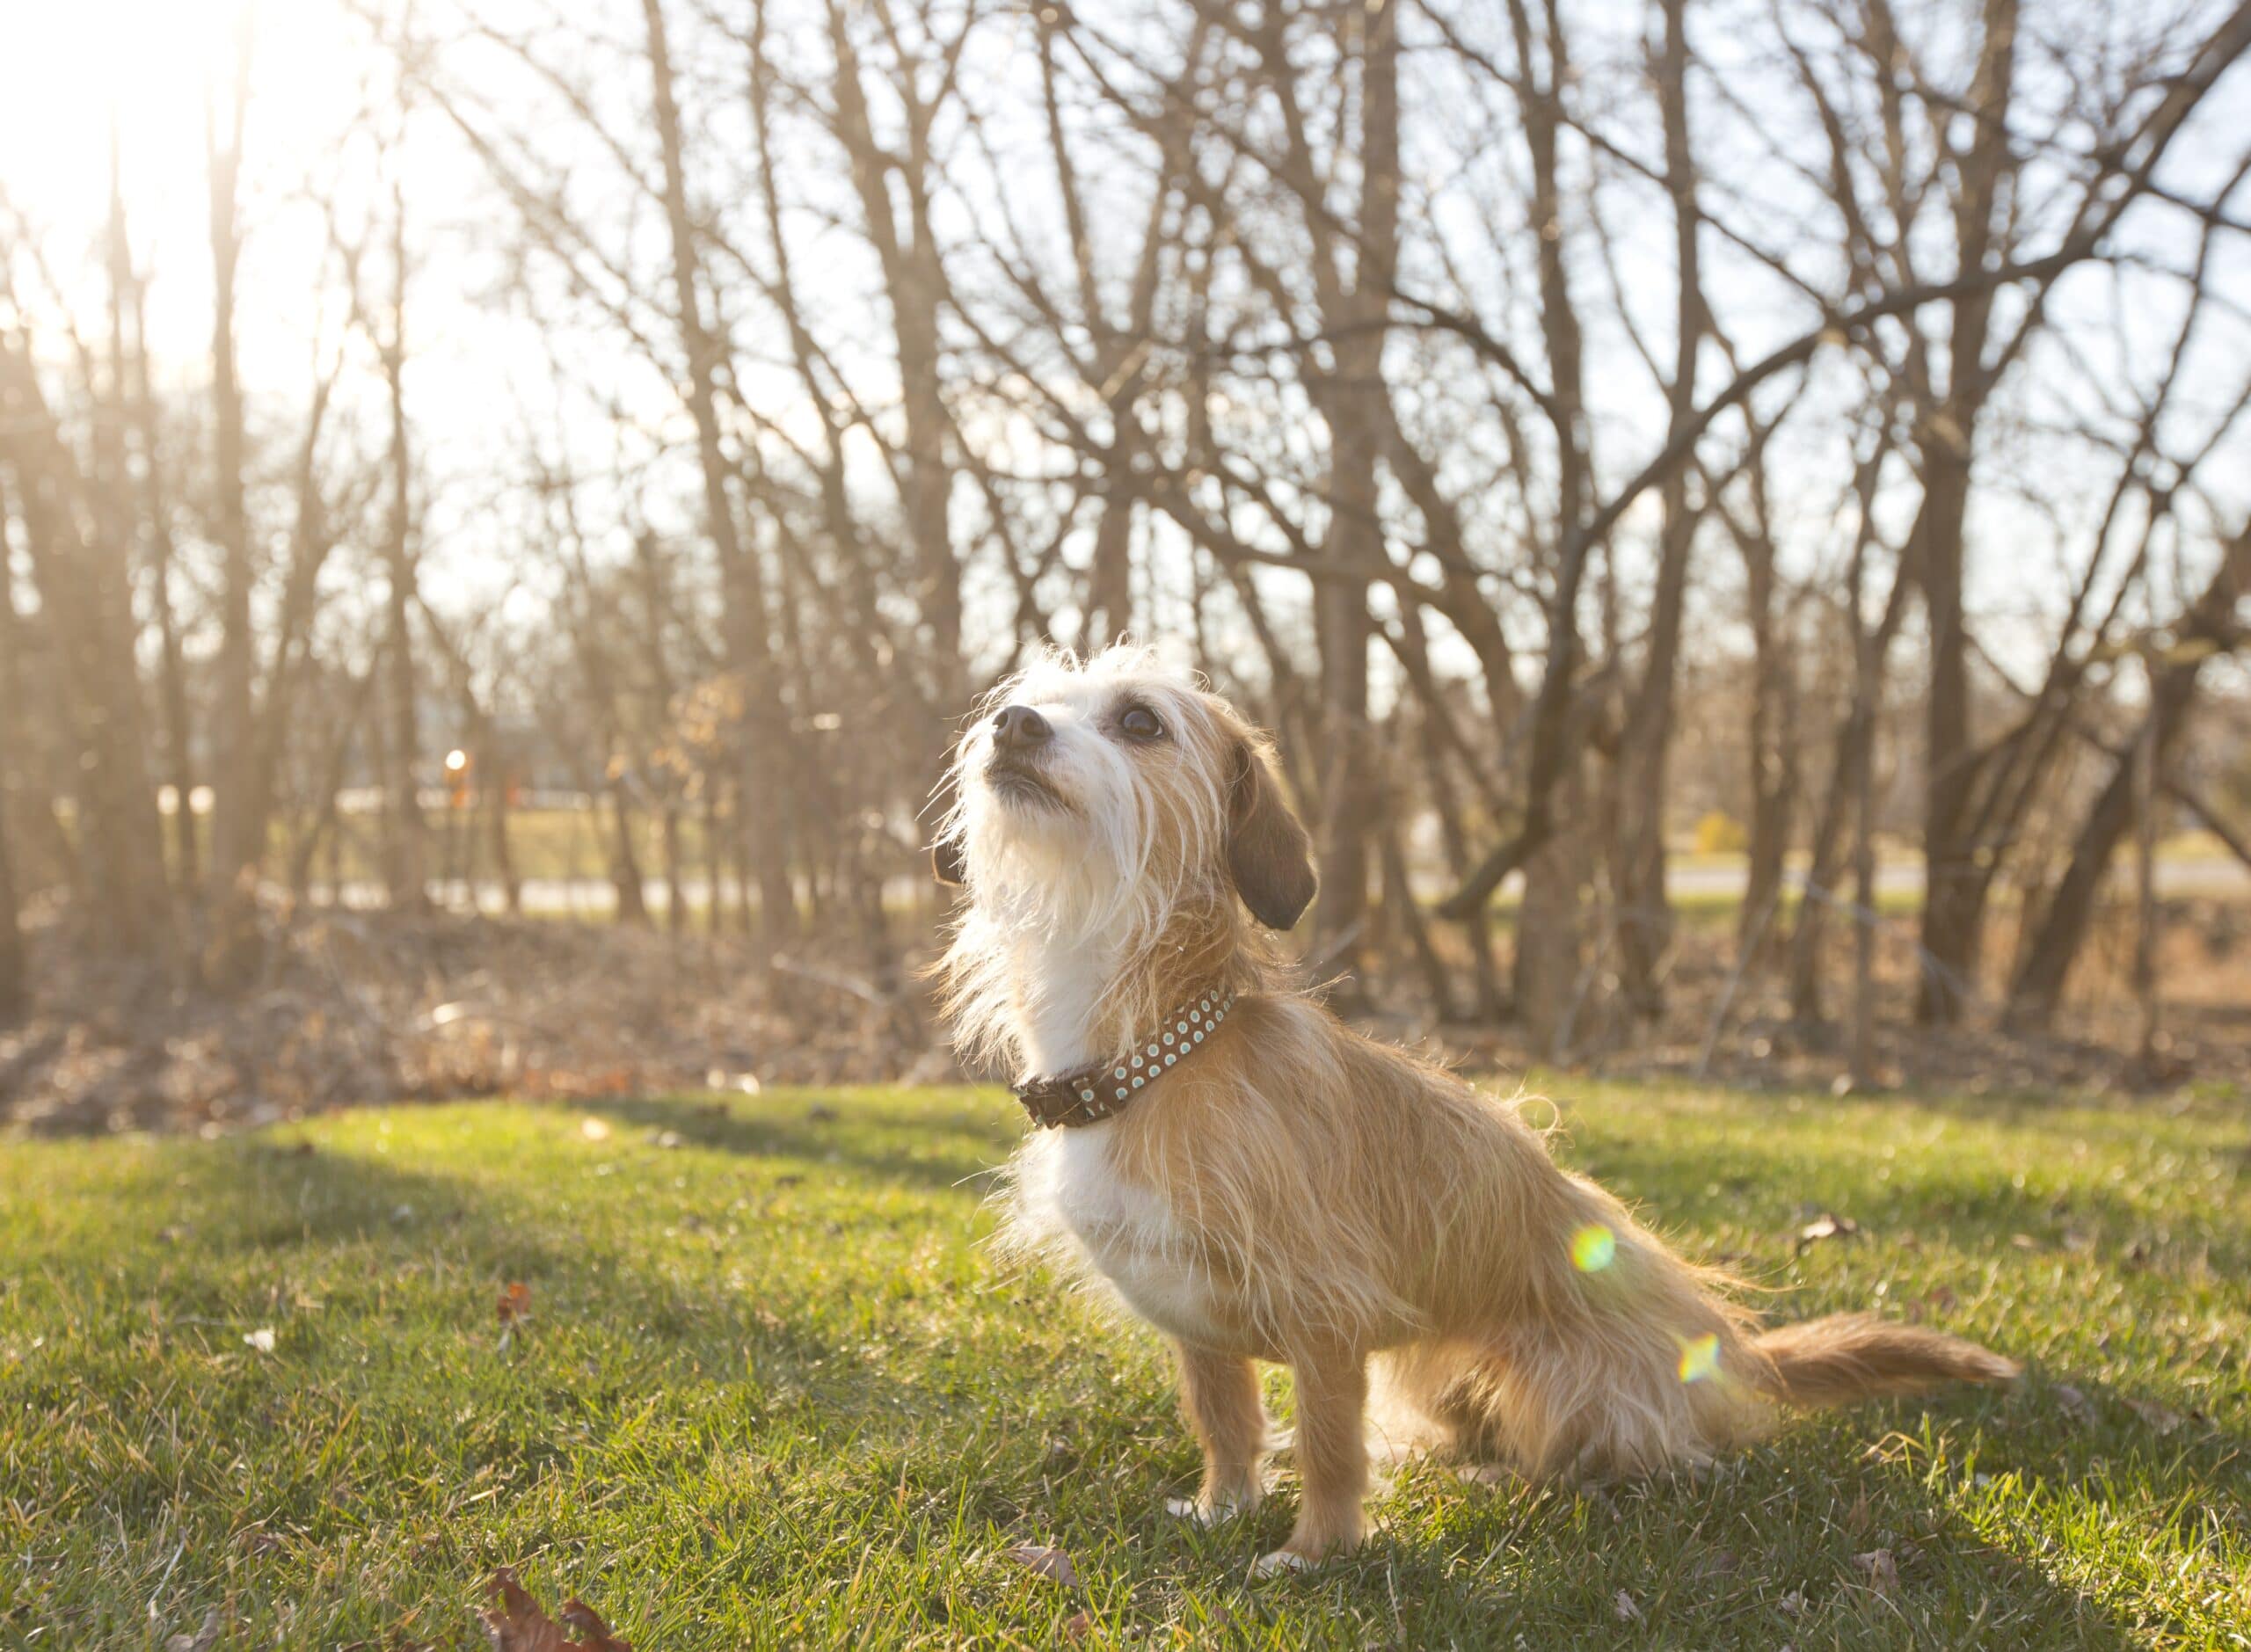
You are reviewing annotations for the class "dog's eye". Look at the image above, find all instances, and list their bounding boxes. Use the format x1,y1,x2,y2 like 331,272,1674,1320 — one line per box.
1118,704,1165,741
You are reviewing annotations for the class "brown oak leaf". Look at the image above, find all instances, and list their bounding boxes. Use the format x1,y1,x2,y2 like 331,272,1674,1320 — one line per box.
1852,1548,1899,1595
2052,1382,2099,1429
477,1568,630,1652
2125,1395,2191,1436
1003,1545,1080,1587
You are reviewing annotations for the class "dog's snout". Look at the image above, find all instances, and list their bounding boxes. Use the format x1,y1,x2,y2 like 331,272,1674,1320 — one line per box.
992,703,1053,752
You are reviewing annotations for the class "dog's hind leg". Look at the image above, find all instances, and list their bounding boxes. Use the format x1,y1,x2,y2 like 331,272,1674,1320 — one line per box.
1255,1348,1369,1575
1169,1342,1266,1525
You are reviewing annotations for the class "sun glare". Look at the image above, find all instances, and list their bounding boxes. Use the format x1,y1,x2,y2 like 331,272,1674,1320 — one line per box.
5,0,367,259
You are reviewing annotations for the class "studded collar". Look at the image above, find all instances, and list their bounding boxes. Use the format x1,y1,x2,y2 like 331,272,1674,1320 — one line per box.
1010,986,1238,1130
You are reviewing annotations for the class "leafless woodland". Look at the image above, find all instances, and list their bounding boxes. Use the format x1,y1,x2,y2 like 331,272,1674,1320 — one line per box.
3,0,2249,1129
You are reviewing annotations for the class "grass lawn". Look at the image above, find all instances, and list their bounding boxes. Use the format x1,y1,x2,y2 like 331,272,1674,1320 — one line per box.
2,1082,2245,1649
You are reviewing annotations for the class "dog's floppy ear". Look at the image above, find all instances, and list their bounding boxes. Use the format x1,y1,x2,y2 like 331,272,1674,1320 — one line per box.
931,835,967,888
1227,737,1316,929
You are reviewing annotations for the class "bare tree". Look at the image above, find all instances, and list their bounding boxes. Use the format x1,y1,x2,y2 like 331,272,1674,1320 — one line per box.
205,11,261,956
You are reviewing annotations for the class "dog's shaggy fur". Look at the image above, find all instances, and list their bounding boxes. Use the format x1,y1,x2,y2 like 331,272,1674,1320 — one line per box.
935,645,2017,1575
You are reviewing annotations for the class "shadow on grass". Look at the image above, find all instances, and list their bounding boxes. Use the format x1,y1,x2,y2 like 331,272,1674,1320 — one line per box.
579,1093,1015,1199
1566,1110,2251,1280
1324,1464,2145,1648
1565,1123,2249,1501
139,1132,951,1422
1070,1381,2167,1646
32,1115,2234,1647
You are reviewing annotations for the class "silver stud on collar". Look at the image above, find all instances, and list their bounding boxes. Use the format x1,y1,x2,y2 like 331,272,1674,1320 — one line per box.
1015,985,1239,1129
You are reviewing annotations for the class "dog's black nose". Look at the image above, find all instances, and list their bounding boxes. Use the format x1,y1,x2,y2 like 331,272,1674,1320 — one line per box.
991,703,1052,752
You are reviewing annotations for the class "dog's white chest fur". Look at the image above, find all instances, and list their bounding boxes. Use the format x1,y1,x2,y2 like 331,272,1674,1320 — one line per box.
1030,1124,1223,1344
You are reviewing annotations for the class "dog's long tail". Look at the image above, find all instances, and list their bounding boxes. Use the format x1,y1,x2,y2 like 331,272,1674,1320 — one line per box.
1750,1313,2019,1408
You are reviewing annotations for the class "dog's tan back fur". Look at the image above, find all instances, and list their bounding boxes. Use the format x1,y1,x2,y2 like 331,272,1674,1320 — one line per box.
938,645,2017,1568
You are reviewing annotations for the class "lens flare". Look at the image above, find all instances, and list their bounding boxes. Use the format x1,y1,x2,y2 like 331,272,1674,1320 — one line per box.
1570,1222,1616,1272
1677,1332,1721,1385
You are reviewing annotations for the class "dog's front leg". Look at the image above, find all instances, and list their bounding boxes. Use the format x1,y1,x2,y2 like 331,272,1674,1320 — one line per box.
1169,1342,1265,1524
1255,1348,1369,1575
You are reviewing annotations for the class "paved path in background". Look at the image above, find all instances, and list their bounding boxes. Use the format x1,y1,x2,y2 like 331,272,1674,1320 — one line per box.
290,855,2249,916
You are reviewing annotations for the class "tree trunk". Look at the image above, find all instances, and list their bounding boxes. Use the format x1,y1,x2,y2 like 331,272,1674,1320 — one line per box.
0,571,25,1019
1515,761,1588,1059
107,154,200,897
608,781,649,926
1787,543,1911,1025
644,0,794,941
484,740,521,917
1739,536,1797,969
0,349,172,960
1915,439,1980,1021
1915,0,2019,1023
1380,819,1453,1021
379,190,431,916
0,781,23,1021
1612,0,1702,1019
2127,711,2162,1082
1439,0,1599,926
1310,0,1401,1001
204,32,260,955
2006,532,2247,1025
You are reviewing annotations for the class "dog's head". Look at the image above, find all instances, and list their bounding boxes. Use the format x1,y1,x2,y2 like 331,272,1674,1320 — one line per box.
933,646,1315,936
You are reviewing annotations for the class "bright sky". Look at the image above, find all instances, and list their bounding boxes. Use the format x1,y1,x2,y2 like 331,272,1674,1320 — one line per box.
5,0,2248,695
2,0,652,627
7,0,374,383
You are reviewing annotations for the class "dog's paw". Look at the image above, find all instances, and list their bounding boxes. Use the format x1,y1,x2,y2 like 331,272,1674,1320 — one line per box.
1165,1493,1253,1526
1249,1548,1315,1579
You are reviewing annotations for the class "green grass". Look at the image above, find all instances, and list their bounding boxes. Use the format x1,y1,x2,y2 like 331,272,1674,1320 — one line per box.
2,1083,2245,1649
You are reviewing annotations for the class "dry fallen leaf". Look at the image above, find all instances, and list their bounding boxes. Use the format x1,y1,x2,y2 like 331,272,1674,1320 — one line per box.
1904,1285,1957,1324
2052,1382,2100,1429
1796,1212,1862,1251
1852,1548,1899,1595
477,1568,631,1652
164,1606,222,1652
526,1066,638,1101
497,1282,534,1351
1063,1610,1094,1642
1613,1590,1642,1622
1002,1545,1080,1587
2125,1396,2190,1436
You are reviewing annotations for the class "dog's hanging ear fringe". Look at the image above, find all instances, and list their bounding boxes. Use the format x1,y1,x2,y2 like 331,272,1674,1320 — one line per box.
1226,737,1316,930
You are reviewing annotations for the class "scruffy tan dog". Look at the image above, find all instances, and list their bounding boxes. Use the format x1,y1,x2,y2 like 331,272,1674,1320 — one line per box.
934,645,2015,1576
